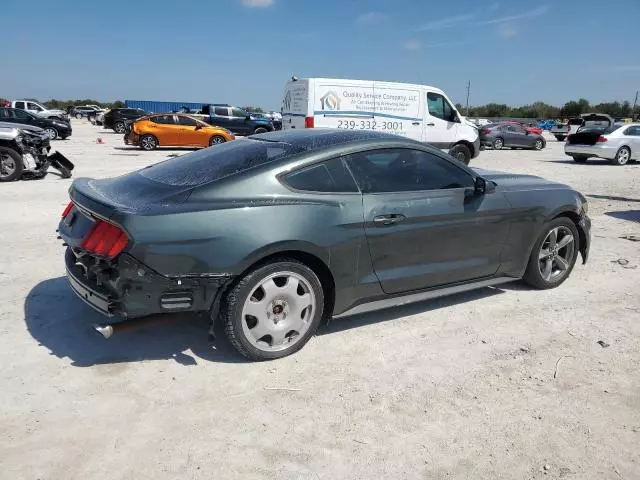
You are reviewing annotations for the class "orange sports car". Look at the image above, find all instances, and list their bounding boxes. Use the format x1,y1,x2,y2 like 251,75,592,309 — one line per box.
124,113,235,150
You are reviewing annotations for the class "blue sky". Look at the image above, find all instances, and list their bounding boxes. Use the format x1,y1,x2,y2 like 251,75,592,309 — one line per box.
4,0,639,109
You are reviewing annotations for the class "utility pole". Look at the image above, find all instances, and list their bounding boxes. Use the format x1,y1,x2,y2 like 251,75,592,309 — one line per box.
465,80,471,115
633,90,638,120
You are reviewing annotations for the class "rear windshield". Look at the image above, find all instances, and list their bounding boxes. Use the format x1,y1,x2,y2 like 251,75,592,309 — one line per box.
138,139,304,187
577,124,621,134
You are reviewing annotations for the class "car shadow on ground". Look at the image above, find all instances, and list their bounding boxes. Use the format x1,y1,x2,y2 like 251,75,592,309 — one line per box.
590,194,640,203
605,210,640,223
25,277,247,367
320,286,507,335
26,278,515,367
547,158,615,166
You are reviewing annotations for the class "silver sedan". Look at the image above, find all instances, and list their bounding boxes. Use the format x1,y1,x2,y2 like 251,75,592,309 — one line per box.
565,123,640,165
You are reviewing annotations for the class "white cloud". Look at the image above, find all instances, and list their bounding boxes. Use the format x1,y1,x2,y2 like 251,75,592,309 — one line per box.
241,0,273,7
413,13,474,31
479,5,549,24
498,23,518,37
356,12,387,26
403,39,422,51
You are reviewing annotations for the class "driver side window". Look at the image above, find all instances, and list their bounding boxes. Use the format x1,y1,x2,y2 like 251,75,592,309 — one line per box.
427,92,455,121
346,148,473,193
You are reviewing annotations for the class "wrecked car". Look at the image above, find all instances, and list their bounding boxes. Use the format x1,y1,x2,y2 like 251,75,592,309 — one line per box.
58,129,590,361
0,124,74,181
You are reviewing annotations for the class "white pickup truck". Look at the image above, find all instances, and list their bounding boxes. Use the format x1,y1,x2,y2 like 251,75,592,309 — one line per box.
10,100,68,121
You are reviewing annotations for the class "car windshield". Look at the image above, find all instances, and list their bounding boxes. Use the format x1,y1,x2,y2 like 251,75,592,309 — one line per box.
137,138,305,187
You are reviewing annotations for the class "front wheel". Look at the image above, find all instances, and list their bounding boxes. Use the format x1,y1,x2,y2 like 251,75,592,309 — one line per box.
223,259,324,361
253,127,268,134
209,135,226,146
448,144,471,165
0,147,24,182
139,134,158,151
113,122,126,134
523,217,579,289
75,113,83,119
612,147,630,165
44,127,58,140
534,138,544,150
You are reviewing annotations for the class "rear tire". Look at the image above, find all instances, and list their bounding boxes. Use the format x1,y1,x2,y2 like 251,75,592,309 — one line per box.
75,113,82,119
612,147,630,165
572,155,588,163
0,147,23,182
254,127,268,134
139,134,158,151
222,258,325,361
209,135,226,146
448,144,472,165
113,121,126,134
523,217,580,290
493,137,504,150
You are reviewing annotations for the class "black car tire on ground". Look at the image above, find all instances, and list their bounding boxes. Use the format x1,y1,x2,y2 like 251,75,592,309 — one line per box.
534,138,544,150
493,137,504,150
223,258,325,361
612,147,631,166
0,147,23,182
572,155,588,163
448,144,471,165
209,135,226,146
44,127,58,140
555,135,566,141
139,134,158,151
522,217,580,290
254,127,269,134
113,122,126,134
75,113,82,119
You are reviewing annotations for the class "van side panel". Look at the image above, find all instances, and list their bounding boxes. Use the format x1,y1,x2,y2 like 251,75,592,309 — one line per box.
282,80,309,130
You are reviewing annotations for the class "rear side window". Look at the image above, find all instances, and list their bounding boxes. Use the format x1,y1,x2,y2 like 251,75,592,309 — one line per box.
624,126,640,136
214,107,228,116
14,101,25,109
177,116,198,126
231,108,246,118
138,139,305,187
152,115,175,125
283,158,358,193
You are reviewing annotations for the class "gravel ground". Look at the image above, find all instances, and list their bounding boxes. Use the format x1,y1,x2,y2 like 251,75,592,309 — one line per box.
1,121,639,480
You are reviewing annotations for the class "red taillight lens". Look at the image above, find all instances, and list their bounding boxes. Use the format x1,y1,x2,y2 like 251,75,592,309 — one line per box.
480,129,490,135
597,135,607,143
61,201,74,218
304,116,314,128
81,219,128,258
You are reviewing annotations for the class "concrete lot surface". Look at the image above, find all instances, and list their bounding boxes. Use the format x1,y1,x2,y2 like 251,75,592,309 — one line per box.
1,121,639,479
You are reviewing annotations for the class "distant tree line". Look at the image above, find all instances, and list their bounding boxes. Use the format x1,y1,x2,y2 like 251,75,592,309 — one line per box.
456,98,638,120
42,99,125,109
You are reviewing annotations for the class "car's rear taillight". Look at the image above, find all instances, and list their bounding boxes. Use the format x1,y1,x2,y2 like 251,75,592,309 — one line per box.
81,219,128,258
597,135,608,143
61,201,74,218
480,129,490,135
305,116,315,128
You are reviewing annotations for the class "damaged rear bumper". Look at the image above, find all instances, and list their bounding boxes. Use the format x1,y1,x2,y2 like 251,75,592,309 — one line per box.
64,248,230,320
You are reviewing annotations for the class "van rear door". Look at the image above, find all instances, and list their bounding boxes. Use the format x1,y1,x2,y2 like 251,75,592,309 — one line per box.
282,79,310,130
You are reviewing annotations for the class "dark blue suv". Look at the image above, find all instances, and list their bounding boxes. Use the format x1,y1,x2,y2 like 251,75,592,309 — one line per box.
202,104,273,135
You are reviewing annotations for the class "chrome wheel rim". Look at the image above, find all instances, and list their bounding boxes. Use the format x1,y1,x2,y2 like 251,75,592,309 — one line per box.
455,151,465,162
114,123,125,133
141,136,156,150
617,149,629,164
538,226,575,282
241,271,316,352
45,128,56,139
535,139,543,150
0,153,16,179
494,139,503,149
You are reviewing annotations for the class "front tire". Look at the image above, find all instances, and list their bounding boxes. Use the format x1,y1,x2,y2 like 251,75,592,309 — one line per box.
254,127,268,134
223,259,325,361
44,127,58,140
523,217,580,290
139,134,158,151
209,135,226,146
493,137,504,150
448,144,471,165
0,147,24,182
612,147,630,165
533,138,544,150
113,121,126,134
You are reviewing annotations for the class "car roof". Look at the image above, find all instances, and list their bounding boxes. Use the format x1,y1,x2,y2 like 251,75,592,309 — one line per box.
251,129,422,150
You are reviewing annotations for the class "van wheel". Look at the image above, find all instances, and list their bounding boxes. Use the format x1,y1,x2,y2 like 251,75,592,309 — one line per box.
0,147,24,182
448,144,471,165
493,138,504,150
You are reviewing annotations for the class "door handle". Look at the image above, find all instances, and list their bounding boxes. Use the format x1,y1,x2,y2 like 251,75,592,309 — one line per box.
426,123,435,126
373,214,406,226
412,122,421,126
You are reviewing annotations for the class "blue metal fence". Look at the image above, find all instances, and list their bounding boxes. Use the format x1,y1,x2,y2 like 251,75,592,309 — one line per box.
125,100,205,113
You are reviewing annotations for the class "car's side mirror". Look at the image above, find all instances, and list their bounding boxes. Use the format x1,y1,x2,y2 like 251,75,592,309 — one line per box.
474,176,495,195
451,113,461,123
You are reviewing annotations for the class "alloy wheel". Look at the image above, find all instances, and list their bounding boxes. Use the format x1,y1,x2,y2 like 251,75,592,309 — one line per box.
616,148,630,165
494,139,503,149
141,136,156,150
537,226,575,282
240,271,316,352
45,128,57,140
0,153,16,179
114,123,125,134
535,139,543,150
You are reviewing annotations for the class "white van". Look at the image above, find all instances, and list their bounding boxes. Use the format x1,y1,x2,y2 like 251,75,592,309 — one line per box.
281,77,480,164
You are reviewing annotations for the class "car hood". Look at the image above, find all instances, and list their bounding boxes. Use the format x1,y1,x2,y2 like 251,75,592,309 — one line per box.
473,168,568,191
0,121,44,133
